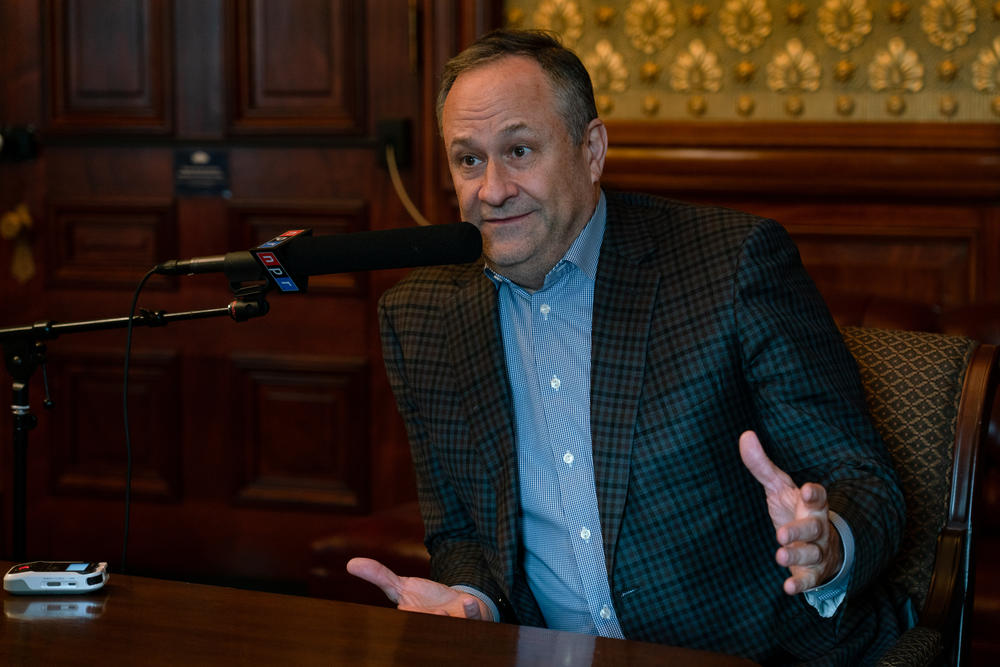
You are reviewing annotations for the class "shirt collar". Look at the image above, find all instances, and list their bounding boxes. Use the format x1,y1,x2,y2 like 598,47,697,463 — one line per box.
485,190,606,288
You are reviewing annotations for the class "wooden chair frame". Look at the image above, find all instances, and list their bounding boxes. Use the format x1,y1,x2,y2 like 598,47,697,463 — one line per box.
879,342,998,666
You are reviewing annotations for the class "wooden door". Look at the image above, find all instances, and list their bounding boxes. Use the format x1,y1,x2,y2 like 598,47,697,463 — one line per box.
0,0,426,590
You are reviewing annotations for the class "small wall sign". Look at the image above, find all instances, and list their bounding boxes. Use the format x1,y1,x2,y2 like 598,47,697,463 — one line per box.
174,149,230,197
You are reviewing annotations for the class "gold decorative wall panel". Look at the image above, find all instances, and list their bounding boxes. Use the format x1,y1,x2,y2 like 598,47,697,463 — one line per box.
504,0,1000,121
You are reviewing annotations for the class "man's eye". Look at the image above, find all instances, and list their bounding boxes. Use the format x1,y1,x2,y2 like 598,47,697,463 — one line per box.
459,155,480,167
512,145,530,158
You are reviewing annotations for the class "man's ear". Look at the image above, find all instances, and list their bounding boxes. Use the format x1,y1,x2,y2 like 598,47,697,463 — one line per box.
584,118,608,184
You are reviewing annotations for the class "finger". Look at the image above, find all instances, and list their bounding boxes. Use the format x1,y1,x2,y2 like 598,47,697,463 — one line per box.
776,516,825,545
462,598,482,620
776,542,821,568
799,482,828,510
738,431,795,493
784,569,819,595
346,557,404,603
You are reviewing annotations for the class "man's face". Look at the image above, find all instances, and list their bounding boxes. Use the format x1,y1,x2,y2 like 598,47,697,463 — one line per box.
441,56,606,289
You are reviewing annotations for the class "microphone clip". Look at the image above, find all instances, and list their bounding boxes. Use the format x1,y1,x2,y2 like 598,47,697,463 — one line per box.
227,284,271,322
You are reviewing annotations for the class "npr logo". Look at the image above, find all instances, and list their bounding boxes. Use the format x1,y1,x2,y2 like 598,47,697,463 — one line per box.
255,251,300,292
258,229,306,249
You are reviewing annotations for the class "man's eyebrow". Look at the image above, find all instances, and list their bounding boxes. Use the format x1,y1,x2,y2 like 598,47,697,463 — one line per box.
499,122,532,137
448,122,538,151
447,135,477,151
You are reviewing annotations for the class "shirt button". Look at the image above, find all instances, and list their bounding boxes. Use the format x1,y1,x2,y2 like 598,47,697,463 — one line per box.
580,527,591,541
563,451,574,466
550,375,561,391
539,303,551,319
599,605,611,620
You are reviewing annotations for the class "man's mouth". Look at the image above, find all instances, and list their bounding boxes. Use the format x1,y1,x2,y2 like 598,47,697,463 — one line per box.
482,211,531,224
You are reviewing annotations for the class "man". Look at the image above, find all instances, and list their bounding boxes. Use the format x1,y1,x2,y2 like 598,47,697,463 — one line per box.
348,30,907,664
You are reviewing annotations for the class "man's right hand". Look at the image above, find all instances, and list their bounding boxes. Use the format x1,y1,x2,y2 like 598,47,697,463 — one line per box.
345,557,490,620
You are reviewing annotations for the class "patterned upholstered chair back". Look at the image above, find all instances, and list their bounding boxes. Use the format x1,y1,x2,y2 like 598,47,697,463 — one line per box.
840,326,998,666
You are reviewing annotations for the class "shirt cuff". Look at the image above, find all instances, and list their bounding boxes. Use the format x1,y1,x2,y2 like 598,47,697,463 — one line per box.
451,585,500,622
802,510,854,618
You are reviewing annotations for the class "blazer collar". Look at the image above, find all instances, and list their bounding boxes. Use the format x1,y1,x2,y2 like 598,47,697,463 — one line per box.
592,197,660,574
444,266,520,590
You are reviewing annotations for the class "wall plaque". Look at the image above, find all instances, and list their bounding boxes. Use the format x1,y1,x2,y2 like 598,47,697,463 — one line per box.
174,149,230,197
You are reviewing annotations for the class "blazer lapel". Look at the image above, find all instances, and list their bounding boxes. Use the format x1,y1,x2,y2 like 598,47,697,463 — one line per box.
444,270,520,591
591,206,660,577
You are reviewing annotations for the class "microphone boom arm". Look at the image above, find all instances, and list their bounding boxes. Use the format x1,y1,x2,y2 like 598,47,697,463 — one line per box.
0,284,270,562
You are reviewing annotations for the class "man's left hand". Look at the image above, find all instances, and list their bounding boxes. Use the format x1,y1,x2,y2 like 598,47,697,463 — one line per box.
739,430,843,595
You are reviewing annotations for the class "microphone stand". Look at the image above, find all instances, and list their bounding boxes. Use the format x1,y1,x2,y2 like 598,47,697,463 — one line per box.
0,284,270,562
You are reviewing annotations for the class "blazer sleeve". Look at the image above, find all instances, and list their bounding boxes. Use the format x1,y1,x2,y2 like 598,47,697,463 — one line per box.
732,219,905,600
378,292,516,620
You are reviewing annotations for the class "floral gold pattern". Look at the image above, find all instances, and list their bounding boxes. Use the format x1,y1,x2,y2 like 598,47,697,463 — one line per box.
718,0,773,54
735,60,758,82
920,0,977,52
767,38,822,92
785,1,808,24
817,0,873,52
585,39,629,94
836,94,856,115
937,59,959,81
887,93,907,114
533,0,585,47
869,37,924,92
625,0,677,54
642,94,661,114
688,94,708,115
671,39,724,92
640,61,662,83
939,94,958,115
510,0,999,120
596,6,617,26
834,58,858,82
506,7,526,27
736,94,756,115
972,37,1000,92
689,3,711,26
888,1,911,23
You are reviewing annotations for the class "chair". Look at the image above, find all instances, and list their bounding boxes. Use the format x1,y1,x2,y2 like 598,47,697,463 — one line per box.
840,326,999,666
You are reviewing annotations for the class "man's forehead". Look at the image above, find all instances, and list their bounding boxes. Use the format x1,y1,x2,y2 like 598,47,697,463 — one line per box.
445,55,551,108
442,58,559,146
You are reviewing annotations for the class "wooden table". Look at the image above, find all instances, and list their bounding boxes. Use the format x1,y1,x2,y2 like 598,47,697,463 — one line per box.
0,564,757,665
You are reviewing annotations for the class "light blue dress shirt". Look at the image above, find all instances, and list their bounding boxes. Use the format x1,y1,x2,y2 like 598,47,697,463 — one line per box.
461,191,853,631
487,194,625,636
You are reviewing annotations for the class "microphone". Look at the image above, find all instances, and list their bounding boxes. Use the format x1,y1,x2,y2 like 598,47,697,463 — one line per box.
154,222,482,292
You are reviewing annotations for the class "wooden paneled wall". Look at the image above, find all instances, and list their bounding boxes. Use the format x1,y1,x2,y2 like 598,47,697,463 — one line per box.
598,122,1000,311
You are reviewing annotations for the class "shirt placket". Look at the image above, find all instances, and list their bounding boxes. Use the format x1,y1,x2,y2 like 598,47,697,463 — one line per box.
531,276,623,638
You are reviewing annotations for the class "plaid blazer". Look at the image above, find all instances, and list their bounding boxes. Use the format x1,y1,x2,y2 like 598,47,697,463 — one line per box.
379,191,907,665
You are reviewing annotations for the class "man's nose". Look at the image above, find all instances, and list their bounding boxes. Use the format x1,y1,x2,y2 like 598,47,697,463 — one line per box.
478,160,515,206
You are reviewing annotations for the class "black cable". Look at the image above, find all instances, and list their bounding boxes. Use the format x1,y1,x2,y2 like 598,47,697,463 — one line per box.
121,266,158,573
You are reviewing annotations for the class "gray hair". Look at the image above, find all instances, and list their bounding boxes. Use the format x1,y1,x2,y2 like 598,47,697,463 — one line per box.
436,29,598,145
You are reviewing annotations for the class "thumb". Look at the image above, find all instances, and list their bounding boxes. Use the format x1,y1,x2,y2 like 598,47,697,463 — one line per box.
346,557,403,604
739,430,794,494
